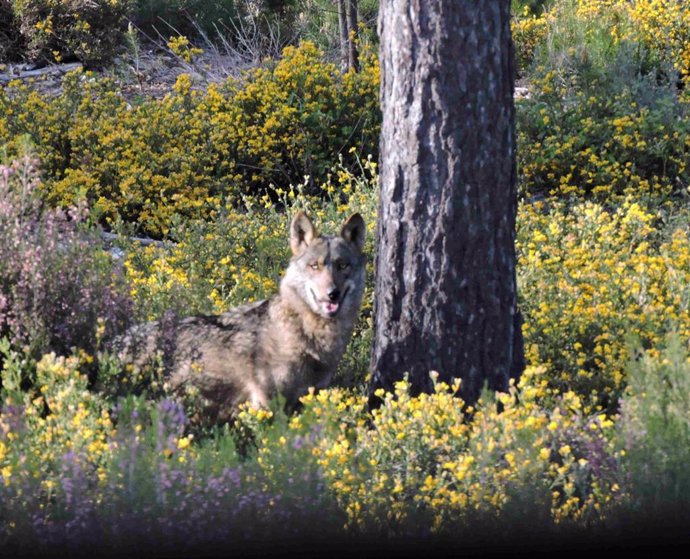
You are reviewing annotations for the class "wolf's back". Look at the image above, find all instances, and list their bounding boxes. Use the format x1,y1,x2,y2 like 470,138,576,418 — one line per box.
110,300,271,421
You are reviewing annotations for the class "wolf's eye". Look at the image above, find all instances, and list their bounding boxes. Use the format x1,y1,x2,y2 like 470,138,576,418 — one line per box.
337,261,350,271
310,262,320,270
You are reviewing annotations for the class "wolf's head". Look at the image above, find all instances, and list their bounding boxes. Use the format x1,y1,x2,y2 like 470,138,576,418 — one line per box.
281,211,366,320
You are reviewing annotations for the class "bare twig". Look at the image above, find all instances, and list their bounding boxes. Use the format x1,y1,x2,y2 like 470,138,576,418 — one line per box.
0,62,82,83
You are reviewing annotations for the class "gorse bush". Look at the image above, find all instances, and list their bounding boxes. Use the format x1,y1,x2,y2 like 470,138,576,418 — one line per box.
0,356,343,552
0,361,627,549
312,373,622,535
112,159,690,408
1,160,689,547
518,198,690,406
5,15,690,232
0,352,114,538
0,155,132,364
576,0,690,78
514,0,690,201
513,0,690,80
0,41,380,237
538,0,623,81
8,0,133,66
3,345,684,549
511,5,549,75
518,68,690,200
515,0,690,201
512,0,553,16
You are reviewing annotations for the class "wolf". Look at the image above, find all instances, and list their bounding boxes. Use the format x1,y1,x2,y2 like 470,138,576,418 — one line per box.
110,211,366,424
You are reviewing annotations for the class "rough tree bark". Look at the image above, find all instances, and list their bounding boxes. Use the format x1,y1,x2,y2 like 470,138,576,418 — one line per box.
346,0,359,72
337,0,349,72
337,0,359,73
370,1,524,405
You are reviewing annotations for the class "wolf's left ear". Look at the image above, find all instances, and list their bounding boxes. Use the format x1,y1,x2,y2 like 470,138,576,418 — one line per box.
341,213,365,252
290,211,317,256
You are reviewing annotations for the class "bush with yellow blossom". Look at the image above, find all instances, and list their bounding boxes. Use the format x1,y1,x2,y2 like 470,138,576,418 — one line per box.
10,0,133,66
517,198,690,406
310,371,623,537
0,41,379,237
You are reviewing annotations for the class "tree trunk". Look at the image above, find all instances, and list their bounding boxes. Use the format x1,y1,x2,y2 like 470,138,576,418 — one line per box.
370,0,524,406
337,0,349,73
346,0,359,72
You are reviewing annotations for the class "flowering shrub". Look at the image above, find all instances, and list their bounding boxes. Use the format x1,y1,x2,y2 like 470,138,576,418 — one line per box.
0,351,114,545
312,372,623,536
514,0,690,200
0,368,343,552
10,0,133,65
514,1,690,80
517,68,690,200
575,0,690,77
0,359,628,549
166,35,203,63
0,156,132,363
511,6,549,74
6,5,690,231
1,179,688,546
517,198,690,405
0,41,380,236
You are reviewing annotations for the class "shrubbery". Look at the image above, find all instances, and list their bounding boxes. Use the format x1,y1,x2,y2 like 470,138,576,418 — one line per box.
0,41,380,236
512,5,549,75
0,154,132,365
5,0,133,65
517,198,690,406
512,0,690,79
109,159,690,408
4,340,688,549
514,0,690,200
1,151,689,547
518,70,690,200
6,11,690,228
618,337,690,526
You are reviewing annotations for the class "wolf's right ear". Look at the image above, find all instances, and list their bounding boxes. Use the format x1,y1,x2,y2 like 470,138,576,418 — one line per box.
290,211,316,256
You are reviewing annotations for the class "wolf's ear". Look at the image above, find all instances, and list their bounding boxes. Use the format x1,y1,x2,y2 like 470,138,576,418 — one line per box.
290,211,317,256
341,213,365,252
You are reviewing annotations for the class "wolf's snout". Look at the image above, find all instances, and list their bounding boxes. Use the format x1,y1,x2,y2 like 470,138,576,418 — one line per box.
327,288,341,302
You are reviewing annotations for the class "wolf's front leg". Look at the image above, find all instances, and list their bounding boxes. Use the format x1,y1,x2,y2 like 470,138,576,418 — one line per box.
245,379,270,409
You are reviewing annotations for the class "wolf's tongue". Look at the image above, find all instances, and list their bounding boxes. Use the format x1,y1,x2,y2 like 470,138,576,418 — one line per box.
324,301,339,314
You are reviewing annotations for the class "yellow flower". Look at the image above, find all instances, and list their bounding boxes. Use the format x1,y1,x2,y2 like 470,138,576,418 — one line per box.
1,466,11,486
